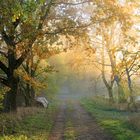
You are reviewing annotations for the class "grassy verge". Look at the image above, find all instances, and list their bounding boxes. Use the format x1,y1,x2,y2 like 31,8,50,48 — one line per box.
81,98,140,140
0,103,57,140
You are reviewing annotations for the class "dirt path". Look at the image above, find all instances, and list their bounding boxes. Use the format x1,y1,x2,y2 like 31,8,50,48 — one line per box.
49,100,113,140
49,102,67,140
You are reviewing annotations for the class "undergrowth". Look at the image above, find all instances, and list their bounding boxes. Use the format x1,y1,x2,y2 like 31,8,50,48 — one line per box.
81,98,140,140
0,103,57,140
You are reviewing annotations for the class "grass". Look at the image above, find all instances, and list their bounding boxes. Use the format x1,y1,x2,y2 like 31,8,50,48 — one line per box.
63,102,76,140
0,103,58,140
64,120,76,140
81,98,140,140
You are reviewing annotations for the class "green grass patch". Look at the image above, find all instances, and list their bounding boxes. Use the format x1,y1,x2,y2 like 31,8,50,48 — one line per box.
81,98,140,140
63,102,76,140
64,129,76,140
64,120,76,140
0,103,58,140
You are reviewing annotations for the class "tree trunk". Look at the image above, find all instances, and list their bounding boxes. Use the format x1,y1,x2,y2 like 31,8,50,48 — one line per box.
128,95,137,112
116,80,125,103
102,74,114,103
3,76,18,112
126,68,137,111
101,42,114,103
24,84,35,107
107,87,114,103
24,83,31,106
30,86,35,105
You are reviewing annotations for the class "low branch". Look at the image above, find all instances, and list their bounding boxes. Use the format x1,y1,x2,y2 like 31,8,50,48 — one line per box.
52,0,92,6
1,30,15,46
0,77,9,87
15,49,30,69
0,61,8,74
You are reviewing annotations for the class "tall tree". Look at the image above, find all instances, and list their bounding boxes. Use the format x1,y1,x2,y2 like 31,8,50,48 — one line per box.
0,0,54,112
0,0,93,112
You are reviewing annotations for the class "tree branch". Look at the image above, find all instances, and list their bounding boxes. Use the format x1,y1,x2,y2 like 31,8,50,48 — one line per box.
0,77,9,87
15,0,54,69
52,0,92,6
15,49,30,69
45,22,92,35
0,61,8,74
128,52,139,73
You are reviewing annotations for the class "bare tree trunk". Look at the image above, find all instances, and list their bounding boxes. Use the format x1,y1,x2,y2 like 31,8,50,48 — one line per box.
101,42,114,103
3,76,19,112
108,87,114,103
24,84,35,107
24,83,32,106
126,68,137,111
117,83,125,103
31,86,35,104
114,75,125,103
23,56,36,107
102,73,114,103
